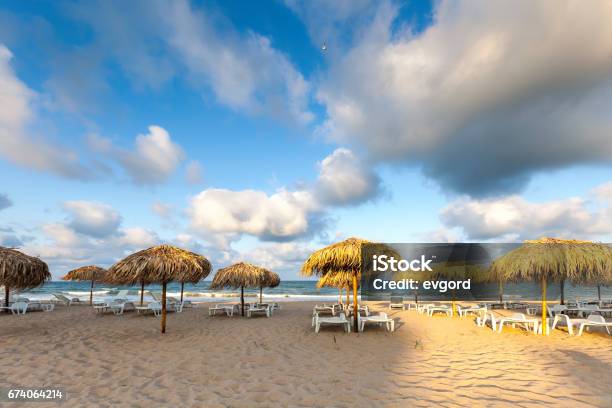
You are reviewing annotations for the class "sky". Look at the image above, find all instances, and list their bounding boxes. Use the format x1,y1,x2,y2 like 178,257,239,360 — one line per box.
1,0,611,280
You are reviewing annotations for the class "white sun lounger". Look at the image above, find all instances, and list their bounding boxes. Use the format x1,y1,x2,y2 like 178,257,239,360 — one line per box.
359,312,395,332
53,293,81,306
110,301,135,315
0,301,29,315
457,305,486,317
136,301,162,317
418,303,435,314
427,305,453,317
313,304,339,316
577,314,612,336
476,311,499,331
246,303,270,318
389,296,405,310
497,313,539,334
314,312,351,333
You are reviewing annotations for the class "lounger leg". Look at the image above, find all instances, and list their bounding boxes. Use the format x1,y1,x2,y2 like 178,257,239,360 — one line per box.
578,323,585,336
315,322,320,333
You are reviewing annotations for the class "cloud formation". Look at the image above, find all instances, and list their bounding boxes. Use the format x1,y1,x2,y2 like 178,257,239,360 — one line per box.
187,148,381,244
0,193,12,211
63,200,122,238
0,45,93,179
89,125,185,185
317,0,612,196
441,182,612,241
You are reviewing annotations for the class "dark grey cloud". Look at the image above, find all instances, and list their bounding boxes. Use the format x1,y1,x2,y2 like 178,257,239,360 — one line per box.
317,1,612,197
0,193,12,211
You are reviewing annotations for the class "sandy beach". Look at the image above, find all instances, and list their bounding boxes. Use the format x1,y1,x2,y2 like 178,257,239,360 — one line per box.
0,302,610,407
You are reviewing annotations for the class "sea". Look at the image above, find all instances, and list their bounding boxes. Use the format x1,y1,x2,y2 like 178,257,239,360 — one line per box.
12,280,612,304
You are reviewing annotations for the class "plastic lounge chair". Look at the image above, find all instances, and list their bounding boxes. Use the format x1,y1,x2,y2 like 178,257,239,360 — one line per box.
314,312,350,333
457,305,486,317
577,314,612,336
246,303,270,318
0,301,29,315
209,304,227,316
313,304,337,316
389,296,405,310
111,301,135,315
136,301,162,316
359,312,395,332
53,293,80,306
498,313,538,333
476,311,499,331
418,303,435,314
428,305,452,317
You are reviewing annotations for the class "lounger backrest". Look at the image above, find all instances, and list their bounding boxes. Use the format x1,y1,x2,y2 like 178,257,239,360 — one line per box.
587,314,605,323
379,312,388,319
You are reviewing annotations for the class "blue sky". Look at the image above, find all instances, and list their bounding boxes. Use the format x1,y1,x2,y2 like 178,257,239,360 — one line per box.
1,0,611,279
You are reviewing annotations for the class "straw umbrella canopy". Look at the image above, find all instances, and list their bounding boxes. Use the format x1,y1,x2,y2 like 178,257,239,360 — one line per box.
0,247,51,308
489,237,612,335
301,237,397,331
316,270,357,305
261,270,280,304
63,266,107,305
209,262,277,316
106,245,211,333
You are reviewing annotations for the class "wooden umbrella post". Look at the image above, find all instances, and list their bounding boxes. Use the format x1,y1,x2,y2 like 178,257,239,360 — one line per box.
541,278,547,336
241,286,245,316
161,281,167,334
352,275,358,332
140,280,145,306
338,288,342,305
346,286,349,306
560,279,565,305
4,285,9,309
90,280,94,306
260,286,263,304
180,282,184,302
597,284,601,301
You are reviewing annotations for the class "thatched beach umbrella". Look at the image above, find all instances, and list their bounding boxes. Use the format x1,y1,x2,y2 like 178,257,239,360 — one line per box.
0,247,51,308
107,245,211,333
316,270,356,305
302,238,397,331
261,270,280,304
490,237,612,335
63,265,107,305
209,262,276,316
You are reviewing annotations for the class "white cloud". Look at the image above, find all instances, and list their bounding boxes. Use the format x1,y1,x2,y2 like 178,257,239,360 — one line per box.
160,0,313,124
440,182,612,241
187,148,381,244
189,188,319,243
0,44,92,179
315,148,381,205
185,160,204,185
116,227,159,248
63,200,122,238
317,1,612,195
89,125,185,185
234,242,316,277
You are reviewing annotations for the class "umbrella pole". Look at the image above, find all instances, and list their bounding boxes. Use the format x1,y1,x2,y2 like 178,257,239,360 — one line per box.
260,286,263,304
161,281,167,334
560,279,565,305
346,286,349,305
541,278,547,336
90,280,94,306
4,285,9,309
597,284,601,301
338,288,342,305
241,286,244,316
415,290,418,305
140,280,145,306
180,282,184,302
352,275,358,332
